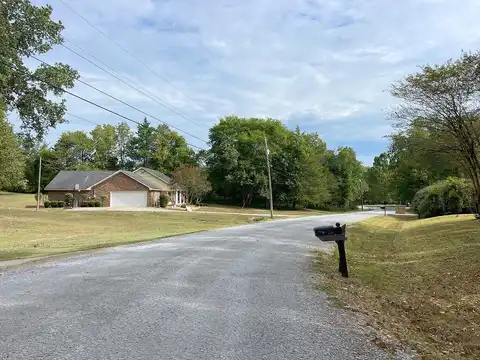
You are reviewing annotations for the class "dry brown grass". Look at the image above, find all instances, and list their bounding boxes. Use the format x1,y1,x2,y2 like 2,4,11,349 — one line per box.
314,214,480,360
0,192,256,261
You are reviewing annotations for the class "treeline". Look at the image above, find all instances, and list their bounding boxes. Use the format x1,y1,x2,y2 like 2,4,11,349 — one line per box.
1,112,368,210
364,51,480,217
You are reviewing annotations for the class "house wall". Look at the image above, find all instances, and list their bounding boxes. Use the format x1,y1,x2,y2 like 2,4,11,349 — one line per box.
46,190,91,203
93,172,151,206
134,169,172,191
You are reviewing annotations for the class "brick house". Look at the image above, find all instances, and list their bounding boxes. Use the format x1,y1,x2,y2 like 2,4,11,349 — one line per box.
44,167,185,207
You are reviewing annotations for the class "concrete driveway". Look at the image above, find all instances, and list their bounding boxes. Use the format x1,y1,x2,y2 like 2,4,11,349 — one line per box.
0,211,410,360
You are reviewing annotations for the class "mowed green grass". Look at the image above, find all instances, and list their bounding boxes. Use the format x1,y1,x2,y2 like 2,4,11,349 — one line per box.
314,214,480,360
0,192,257,261
180,204,332,216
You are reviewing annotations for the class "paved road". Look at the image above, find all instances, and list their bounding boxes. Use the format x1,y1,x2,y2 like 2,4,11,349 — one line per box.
1,211,408,360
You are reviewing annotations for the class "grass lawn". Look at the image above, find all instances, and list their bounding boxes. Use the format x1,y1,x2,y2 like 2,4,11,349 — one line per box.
0,192,260,261
314,214,480,360
181,204,333,216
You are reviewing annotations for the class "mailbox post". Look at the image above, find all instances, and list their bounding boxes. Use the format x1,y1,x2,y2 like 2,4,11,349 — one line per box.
313,222,349,278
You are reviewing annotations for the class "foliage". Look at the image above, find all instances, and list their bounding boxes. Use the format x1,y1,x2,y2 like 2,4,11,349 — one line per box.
115,122,134,170
94,200,101,207
412,178,474,218
91,124,117,170
172,164,211,204
390,51,480,212
0,104,25,190
43,200,50,208
64,193,74,207
159,195,169,208
0,0,79,139
100,195,107,207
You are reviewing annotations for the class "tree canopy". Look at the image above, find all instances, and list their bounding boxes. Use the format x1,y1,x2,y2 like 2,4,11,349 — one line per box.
0,0,79,139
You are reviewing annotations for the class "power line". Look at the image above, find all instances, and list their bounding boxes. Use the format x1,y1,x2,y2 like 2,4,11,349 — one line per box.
1,58,205,151
58,0,206,111
29,54,209,145
65,112,99,126
61,40,209,131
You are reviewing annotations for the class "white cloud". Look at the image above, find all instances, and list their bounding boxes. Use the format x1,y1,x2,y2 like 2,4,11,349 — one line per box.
26,0,480,158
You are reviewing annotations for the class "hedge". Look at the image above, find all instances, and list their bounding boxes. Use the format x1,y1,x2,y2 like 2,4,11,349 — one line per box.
411,177,474,219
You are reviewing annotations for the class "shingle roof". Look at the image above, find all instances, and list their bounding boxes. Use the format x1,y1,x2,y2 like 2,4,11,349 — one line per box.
44,171,114,191
134,167,172,184
122,171,164,190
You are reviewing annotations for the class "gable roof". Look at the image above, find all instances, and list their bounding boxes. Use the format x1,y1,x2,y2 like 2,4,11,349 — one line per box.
45,170,165,191
133,167,172,184
44,171,114,191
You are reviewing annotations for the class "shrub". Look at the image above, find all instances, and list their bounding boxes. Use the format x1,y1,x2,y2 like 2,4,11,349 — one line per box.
87,201,95,207
100,195,107,207
44,201,51,208
34,193,44,202
80,202,88,208
94,200,101,207
58,201,65,208
50,201,58,208
64,193,74,207
412,178,474,219
180,204,187,209
159,194,169,208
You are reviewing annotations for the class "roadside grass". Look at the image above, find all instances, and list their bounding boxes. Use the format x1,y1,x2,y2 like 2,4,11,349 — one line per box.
182,204,334,216
313,214,480,360
0,192,258,261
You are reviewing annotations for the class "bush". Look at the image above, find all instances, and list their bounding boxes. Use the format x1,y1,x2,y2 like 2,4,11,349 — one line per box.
100,195,107,207
44,201,51,208
58,201,65,208
80,202,88,208
50,201,58,208
412,178,474,219
34,193,44,202
64,193,74,207
159,194,169,208
87,201,95,207
94,200,101,207
180,203,187,208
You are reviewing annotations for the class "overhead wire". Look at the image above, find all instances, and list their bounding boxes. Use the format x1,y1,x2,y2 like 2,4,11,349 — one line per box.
1,58,205,151
61,40,209,131
57,0,206,111
29,54,209,145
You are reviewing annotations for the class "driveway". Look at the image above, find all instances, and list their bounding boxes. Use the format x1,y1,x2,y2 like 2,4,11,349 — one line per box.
0,211,409,360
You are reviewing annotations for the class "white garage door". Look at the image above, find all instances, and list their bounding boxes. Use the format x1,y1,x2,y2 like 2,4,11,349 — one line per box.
110,191,148,207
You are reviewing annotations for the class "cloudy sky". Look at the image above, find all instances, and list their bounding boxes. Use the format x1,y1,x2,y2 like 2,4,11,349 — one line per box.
24,0,480,165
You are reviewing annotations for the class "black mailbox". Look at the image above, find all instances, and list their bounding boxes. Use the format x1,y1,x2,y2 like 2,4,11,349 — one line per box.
313,222,349,278
313,222,346,242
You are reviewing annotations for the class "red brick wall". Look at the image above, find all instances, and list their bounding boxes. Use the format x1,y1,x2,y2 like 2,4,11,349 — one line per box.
46,190,91,202
93,172,150,206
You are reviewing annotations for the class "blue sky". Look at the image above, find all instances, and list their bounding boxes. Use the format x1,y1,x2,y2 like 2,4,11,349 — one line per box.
21,0,480,165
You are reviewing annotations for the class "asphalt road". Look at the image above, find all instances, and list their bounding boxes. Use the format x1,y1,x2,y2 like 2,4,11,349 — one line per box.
1,211,409,360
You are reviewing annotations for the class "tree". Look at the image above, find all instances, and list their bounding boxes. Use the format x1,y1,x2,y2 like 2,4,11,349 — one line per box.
1,0,79,139
151,124,196,175
53,131,94,170
115,122,133,170
91,124,116,170
129,118,156,168
327,147,363,209
366,153,393,204
0,104,25,190
172,164,211,204
390,51,480,211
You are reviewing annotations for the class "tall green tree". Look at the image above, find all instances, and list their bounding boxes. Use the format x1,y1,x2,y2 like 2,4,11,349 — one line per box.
366,152,393,204
390,51,480,210
129,118,156,168
91,124,116,170
152,124,196,175
1,0,79,139
53,131,93,170
0,105,25,190
327,147,363,209
115,122,133,170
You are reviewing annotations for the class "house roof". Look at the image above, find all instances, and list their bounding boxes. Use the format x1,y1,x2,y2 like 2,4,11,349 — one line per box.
133,167,172,184
45,170,166,191
44,171,114,191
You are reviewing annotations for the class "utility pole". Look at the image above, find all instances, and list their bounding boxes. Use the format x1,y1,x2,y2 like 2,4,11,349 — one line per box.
36,155,42,211
264,137,274,219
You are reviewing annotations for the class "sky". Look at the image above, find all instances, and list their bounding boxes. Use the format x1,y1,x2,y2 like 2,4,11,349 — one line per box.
19,0,480,165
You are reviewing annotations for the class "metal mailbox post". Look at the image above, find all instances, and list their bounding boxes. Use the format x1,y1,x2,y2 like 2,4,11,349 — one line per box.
313,222,349,278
